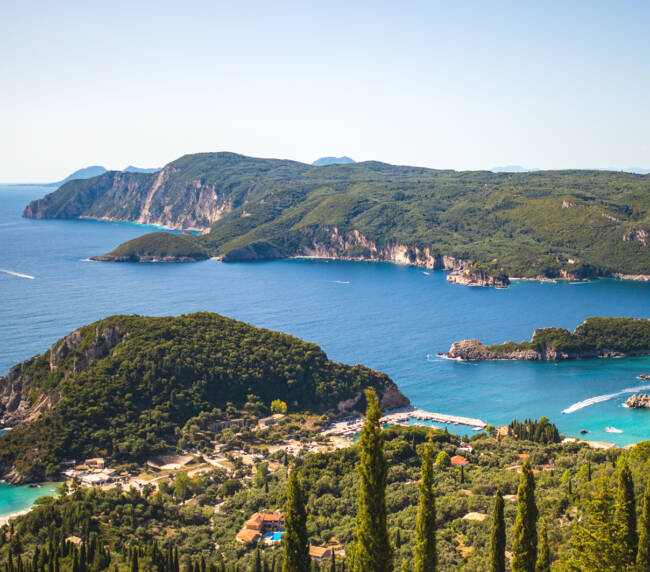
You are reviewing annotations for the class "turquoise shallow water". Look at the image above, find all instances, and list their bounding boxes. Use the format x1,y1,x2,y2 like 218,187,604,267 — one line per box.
0,183,649,511
0,482,59,519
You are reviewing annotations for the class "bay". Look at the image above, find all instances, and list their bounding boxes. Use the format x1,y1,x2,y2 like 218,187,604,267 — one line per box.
0,183,649,513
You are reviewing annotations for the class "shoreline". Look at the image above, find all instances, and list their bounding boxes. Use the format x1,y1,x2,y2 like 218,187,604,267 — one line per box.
0,508,32,527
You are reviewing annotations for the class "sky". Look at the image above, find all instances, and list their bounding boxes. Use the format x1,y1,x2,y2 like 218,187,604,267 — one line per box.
1,0,649,182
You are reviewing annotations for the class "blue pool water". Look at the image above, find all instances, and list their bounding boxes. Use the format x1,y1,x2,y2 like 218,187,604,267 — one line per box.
0,183,649,512
263,531,285,542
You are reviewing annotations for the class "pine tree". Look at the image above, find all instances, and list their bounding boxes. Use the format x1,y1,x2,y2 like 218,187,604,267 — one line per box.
615,462,638,567
414,440,437,572
282,468,310,572
535,518,550,572
638,479,650,570
490,489,506,572
351,389,393,572
511,460,538,572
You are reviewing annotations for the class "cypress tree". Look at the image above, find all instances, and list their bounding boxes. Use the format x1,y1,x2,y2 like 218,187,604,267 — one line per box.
615,462,638,566
414,440,437,572
568,481,618,569
511,460,538,572
351,389,393,572
282,468,310,572
535,518,550,572
490,489,506,572
253,550,262,572
637,479,650,570
329,553,335,572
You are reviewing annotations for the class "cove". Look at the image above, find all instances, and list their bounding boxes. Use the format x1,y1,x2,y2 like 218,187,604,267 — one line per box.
1,184,649,452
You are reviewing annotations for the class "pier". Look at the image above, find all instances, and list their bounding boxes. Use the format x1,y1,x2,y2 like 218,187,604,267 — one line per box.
324,407,488,437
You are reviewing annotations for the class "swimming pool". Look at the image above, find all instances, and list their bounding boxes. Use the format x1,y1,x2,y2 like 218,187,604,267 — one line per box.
263,531,285,543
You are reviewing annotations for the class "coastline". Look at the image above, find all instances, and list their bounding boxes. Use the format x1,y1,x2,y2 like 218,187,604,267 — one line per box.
75,215,203,235
0,508,31,527
0,481,60,526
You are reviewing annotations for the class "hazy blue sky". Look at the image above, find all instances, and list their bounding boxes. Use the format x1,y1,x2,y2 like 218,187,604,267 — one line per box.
2,0,649,181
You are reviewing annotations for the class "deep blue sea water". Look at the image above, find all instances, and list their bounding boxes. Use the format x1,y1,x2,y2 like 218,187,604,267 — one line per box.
1,183,649,514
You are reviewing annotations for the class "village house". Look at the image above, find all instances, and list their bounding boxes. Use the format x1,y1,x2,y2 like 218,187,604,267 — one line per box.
257,414,286,429
235,512,284,544
85,457,105,470
450,455,469,466
309,545,332,562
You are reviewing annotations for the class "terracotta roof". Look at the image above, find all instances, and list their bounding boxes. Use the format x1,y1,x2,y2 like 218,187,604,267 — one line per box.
309,546,332,559
236,528,262,543
262,513,283,522
450,455,468,466
245,513,264,529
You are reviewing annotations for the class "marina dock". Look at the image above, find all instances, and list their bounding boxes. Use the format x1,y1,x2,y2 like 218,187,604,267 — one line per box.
325,407,488,437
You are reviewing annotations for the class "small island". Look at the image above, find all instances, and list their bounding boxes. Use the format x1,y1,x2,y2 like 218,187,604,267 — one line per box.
443,317,650,361
626,394,650,408
91,232,209,262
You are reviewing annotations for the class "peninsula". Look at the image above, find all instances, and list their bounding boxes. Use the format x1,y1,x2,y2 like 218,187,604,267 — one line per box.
0,312,408,484
23,152,650,287
444,317,650,360
90,232,209,262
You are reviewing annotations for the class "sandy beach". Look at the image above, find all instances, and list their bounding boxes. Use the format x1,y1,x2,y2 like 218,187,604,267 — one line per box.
0,508,32,527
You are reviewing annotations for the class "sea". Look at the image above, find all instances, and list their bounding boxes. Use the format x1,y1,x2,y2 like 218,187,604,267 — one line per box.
1,183,649,516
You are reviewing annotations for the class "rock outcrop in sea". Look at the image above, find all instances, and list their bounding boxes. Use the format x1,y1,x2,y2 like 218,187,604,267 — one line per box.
626,394,650,408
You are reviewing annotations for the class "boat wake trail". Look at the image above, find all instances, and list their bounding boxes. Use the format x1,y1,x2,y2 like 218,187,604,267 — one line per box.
425,354,478,366
0,268,35,280
562,384,650,414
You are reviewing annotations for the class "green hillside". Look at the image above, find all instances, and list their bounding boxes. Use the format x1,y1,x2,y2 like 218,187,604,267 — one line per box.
24,152,650,279
0,313,404,482
93,232,209,261
487,317,650,355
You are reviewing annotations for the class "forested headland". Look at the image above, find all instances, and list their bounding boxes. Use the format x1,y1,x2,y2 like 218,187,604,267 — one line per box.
23,152,650,283
446,317,650,360
0,313,406,483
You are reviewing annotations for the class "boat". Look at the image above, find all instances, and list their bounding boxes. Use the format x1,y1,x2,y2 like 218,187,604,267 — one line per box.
605,426,623,434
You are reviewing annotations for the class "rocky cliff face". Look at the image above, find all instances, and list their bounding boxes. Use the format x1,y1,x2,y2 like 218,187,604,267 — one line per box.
24,167,232,231
444,338,642,361
91,253,208,263
445,339,592,361
446,269,510,288
0,324,124,427
332,378,410,417
293,226,469,272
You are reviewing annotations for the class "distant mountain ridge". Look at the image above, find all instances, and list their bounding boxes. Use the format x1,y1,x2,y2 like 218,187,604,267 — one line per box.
22,151,650,284
123,165,161,174
491,165,539,173
312,156,355,166
56,165,108,185
50,165,160,186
